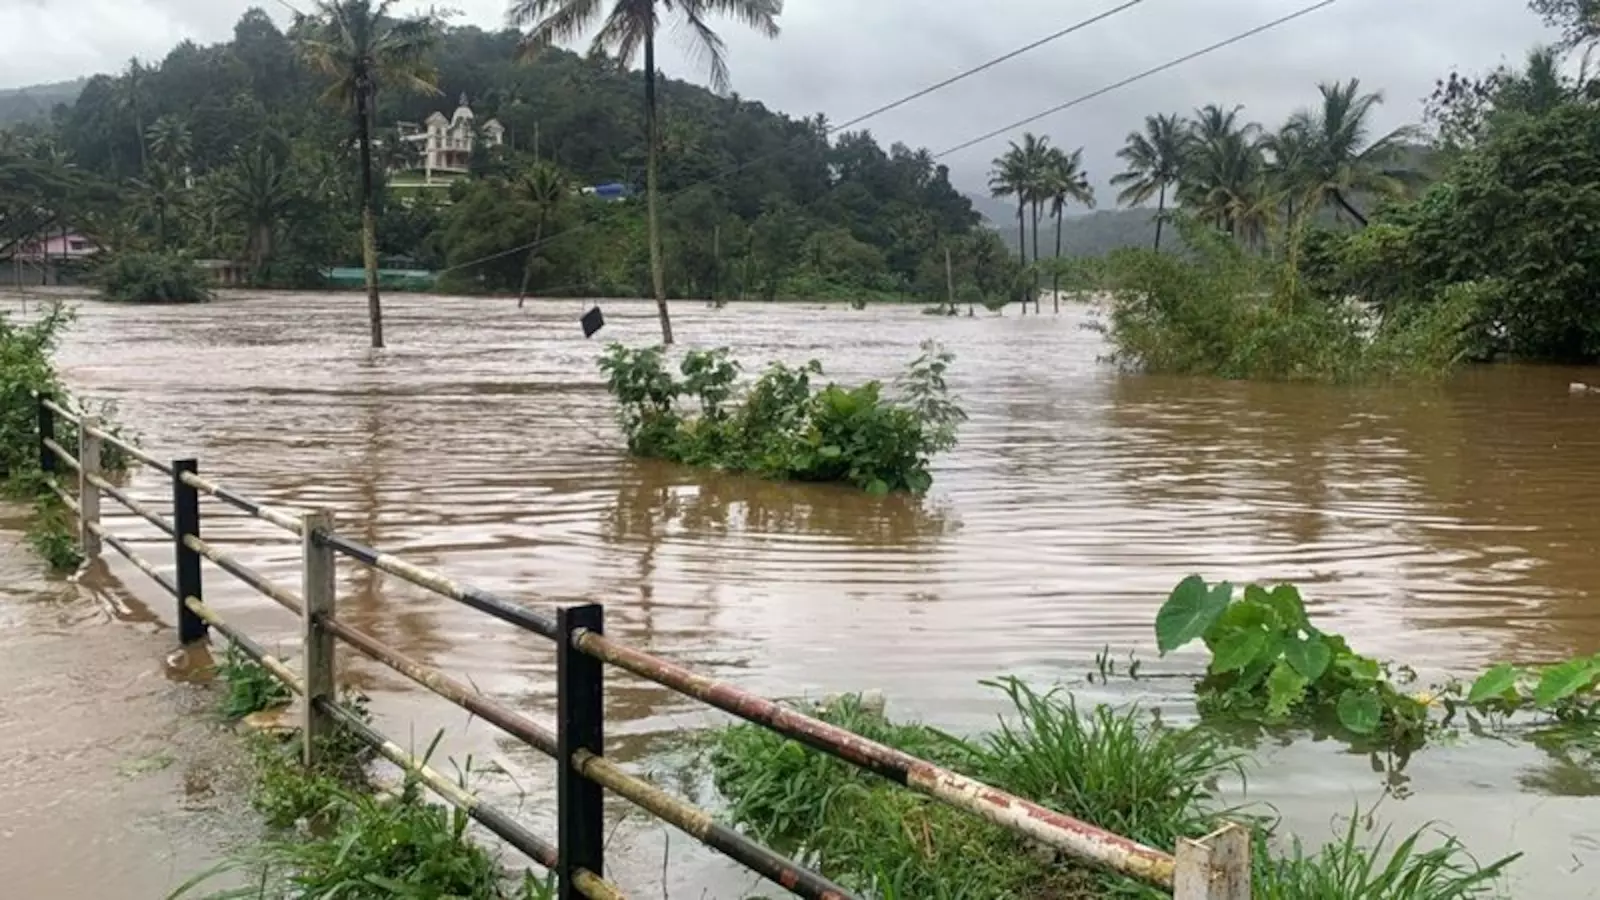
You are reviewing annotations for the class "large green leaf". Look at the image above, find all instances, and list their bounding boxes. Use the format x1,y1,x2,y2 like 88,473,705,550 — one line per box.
1467,663,1520,704
1265,660,1309,719
1267,584,1309,629
1337,689,1382,734
1533,658,1600,708
1156,576,1230,654
1210,628,1270,674
1283,633,1332,680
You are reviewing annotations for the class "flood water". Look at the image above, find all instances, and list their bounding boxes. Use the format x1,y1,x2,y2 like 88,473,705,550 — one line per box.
5,287,1600,897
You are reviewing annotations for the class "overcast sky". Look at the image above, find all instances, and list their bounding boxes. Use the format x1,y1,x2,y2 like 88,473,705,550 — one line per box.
0,0,1557,195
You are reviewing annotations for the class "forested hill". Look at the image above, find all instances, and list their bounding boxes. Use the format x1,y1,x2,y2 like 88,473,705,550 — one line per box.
16,9,1019,302
0,79,85,126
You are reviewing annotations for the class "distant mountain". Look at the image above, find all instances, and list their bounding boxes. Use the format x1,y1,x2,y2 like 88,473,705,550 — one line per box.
0,79,86,126
965,192,1162,258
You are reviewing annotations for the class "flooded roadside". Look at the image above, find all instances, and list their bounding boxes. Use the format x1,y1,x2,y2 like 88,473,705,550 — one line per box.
5,286,1600,895
0,507,252,898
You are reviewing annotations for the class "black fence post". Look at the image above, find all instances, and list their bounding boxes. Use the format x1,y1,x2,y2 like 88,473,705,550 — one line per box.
557,603,604,899
36,394,54,475
172,458,206,645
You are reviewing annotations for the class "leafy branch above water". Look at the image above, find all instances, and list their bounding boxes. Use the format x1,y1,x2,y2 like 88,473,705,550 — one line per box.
1157,576,1431,746
1158,575,1600,756
598,341,965,494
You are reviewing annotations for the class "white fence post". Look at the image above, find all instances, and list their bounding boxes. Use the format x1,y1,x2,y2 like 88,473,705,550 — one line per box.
1174,822,1251,900
300,509,336,767
77,415,101,560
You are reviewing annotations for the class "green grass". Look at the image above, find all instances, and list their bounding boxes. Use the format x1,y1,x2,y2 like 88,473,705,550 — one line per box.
170,775,552,899
1255,812,1518,899
182,652,545,898
708,681,1517,900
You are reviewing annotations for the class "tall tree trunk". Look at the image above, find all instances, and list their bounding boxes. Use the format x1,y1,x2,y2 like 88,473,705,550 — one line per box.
644,27,673,345
356,80,384,349
135,106,147,173
517,209,547,308
1332,189,1368,227
1016,200,1026,315
1030,199,1043,313
1154,184,1166,252
1052,205,1063,313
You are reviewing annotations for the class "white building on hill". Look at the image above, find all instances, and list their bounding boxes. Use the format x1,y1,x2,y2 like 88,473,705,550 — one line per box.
396,95,504,182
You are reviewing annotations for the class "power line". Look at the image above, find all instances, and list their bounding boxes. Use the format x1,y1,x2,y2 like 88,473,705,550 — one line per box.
437,0,1155,275
827,0,1150,134
934,0,1342,159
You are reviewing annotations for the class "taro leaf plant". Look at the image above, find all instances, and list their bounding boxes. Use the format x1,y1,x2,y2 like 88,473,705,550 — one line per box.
1463,654,1600,722
1156,576,1428,747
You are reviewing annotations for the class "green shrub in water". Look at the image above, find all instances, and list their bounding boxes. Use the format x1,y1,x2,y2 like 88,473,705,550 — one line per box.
1098,221,1482,382
599,340,965,494
96,251,214,304
1155,576,1431,749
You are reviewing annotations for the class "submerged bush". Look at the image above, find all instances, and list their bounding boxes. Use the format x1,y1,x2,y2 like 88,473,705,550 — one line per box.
96,251,214,304
1099,224,1480,382
598,341,965,494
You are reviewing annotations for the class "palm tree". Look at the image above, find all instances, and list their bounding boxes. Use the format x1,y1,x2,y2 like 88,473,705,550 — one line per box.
509,0,784,346
1293,79,1420,226
515,161,568,307
1182,129,1272,244
116,58,150,173
989,142,1030,270
297,0,441,349
1111,113,1187,251
217,146,299,277
130,165,185,250
1261,120,1316,242
145,115,192,172
1044,147,1094,312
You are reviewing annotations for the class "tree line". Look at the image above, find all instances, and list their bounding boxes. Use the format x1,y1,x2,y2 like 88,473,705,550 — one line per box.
0,1,1020,348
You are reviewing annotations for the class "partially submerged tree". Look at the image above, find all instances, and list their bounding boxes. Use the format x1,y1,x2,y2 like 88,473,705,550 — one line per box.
509,0,784,345
297,0,441,349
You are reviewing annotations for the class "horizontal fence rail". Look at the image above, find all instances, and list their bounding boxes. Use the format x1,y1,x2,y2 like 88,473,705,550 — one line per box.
30,392,1250,900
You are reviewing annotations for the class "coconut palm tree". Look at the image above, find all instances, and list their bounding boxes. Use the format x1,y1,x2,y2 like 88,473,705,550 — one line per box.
988,142,1031,269
297,0,441,349
514,161,567,308
1111,113,1187,251
145,115,192,172
509,0,783,346
116,58,150,174
1182,129,1272,244
1293,79,1420,226
217,145,299,278
1260,120,1316,241
1044,147,1094,312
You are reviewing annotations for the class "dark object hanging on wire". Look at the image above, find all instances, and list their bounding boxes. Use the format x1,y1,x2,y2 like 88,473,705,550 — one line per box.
581,306,605,338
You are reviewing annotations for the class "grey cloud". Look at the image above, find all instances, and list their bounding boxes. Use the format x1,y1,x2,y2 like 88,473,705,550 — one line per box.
0,0,1558,195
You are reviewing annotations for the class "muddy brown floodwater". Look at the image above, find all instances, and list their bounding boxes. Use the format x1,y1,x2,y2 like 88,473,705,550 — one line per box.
4,287,1600,897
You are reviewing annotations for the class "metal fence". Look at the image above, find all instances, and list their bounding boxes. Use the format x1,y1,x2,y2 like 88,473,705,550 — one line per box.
34,394,1251,900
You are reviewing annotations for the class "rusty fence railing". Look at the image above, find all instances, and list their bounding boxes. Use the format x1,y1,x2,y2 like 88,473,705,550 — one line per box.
33,394,1251,900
